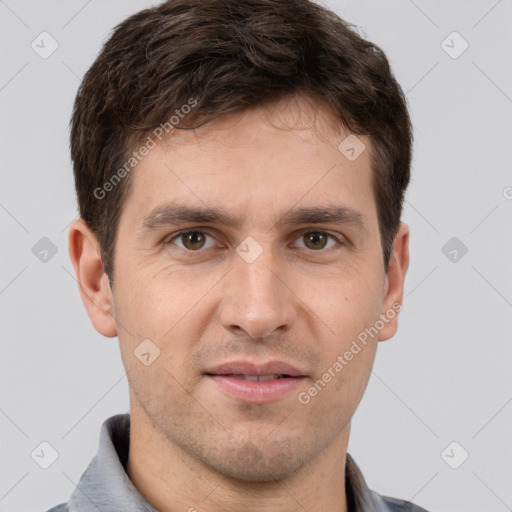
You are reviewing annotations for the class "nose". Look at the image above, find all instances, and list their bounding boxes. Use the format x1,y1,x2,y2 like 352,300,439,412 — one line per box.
218,245,297,340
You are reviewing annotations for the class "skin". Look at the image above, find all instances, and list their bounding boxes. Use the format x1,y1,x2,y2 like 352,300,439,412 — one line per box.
69,96,409,512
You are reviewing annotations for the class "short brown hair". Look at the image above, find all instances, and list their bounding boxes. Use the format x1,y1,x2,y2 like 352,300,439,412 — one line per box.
71,0,412,280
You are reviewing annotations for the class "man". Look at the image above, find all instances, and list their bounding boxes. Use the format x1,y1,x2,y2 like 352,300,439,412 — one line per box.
48,0,428,510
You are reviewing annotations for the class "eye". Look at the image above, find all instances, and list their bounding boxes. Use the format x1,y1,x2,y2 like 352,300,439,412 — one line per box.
164,229,342,254
166,230,217,251
294,231,340,251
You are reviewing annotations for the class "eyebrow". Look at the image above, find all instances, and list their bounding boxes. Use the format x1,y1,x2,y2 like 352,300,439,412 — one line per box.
138,202,367,235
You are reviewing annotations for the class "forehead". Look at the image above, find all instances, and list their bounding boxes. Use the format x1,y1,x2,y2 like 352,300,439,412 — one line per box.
122,98,377,228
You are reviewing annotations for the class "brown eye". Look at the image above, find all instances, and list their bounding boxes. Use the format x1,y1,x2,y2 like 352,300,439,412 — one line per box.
295,231,339,251
169,231,215,251
181,232,206,250
303,232,328,250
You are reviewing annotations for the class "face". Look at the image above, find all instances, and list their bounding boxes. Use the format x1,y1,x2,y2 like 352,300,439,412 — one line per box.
72,97,408,482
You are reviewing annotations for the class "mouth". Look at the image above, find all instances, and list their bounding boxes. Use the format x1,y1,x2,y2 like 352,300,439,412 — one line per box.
205,373,299,381
203,361,308,403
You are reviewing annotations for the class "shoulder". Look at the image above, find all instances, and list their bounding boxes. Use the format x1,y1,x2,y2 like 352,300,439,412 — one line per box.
44,503,69,512
380,494,431,511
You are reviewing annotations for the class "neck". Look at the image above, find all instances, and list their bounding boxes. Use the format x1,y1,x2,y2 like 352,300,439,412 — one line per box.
126,401,350,512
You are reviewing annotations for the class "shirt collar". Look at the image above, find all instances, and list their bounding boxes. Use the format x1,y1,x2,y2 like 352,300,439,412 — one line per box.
67,414,391,512
68,414,157,512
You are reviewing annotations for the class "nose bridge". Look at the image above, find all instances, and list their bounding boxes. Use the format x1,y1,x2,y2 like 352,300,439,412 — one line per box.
219,238,296,338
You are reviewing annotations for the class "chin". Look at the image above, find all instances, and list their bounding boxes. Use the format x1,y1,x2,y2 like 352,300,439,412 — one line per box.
198,437,309,483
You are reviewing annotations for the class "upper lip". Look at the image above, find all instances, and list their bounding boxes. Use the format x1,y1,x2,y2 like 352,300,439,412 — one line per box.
204,360,307,377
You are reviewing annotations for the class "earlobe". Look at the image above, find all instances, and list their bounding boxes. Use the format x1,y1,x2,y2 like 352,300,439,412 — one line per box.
378,223,410,342
68,219,118,338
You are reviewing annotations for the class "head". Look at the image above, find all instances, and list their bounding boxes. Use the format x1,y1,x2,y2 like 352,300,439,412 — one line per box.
69,0,411,483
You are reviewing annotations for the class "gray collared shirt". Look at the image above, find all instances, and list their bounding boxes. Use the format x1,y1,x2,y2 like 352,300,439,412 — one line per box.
46,414,429,512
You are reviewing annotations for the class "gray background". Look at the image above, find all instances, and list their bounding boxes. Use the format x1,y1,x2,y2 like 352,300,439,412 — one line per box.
1,0,511,511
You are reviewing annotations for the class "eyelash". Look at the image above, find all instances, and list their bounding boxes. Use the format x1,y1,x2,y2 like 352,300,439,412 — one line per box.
163,229,344,255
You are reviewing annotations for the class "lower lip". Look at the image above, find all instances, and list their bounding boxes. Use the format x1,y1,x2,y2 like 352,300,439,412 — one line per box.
206,375,306,403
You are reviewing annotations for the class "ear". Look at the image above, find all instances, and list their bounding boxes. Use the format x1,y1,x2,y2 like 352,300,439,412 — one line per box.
378,222,410,341
68,219,117,338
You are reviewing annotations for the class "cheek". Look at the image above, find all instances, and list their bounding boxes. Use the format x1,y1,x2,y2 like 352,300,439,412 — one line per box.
298,337,377,435
112,272,202,406
113,260,201,334
303,263,384,335
112,264,218,379
299,263,382,395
